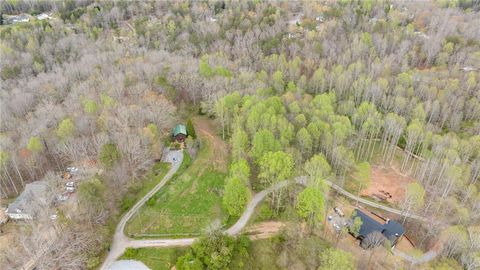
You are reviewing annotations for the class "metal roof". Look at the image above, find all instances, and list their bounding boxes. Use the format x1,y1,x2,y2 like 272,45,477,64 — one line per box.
173,124,187,136
352,209,405,244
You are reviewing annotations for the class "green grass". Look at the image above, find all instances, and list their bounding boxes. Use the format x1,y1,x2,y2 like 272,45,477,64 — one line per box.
120,247,186,270
119,162,171,214
230,234,331,270
126,138,229,236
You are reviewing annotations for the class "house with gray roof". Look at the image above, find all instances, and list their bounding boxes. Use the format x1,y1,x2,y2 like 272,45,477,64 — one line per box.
5,181,51,220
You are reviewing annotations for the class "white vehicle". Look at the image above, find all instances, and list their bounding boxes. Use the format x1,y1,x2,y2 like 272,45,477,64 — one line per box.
334,207,345,217
66,186,75,193
65,181,75,188
66,167,79,173
50,214,58,220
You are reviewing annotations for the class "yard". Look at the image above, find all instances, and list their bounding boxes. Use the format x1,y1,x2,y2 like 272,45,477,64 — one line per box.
125,117,230,236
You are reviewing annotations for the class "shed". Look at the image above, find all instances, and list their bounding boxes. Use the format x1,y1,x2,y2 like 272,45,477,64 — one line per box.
173,124,187,142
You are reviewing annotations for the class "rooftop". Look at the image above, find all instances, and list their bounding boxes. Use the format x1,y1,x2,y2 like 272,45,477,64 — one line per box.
352,209,405,245
173,124,187,136
6,181,51,216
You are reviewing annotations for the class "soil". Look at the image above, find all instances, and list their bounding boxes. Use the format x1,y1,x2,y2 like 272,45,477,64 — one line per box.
193,116,229,172
244,221,285,240
361,165,415,205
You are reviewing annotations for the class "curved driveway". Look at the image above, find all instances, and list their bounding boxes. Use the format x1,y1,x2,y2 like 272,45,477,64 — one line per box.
102,154,430,269
101,150,183,270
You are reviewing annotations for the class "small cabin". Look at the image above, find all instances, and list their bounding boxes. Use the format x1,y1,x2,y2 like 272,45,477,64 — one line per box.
172,124,187,142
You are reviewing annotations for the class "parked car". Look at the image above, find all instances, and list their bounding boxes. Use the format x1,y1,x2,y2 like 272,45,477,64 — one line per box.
65,181,75,188
333,223,341,231
66,167,78,173
334,207,345,217
66,186,75,193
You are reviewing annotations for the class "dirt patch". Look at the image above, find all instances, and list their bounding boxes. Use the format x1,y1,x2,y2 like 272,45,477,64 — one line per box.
244,221,286,240
361,165,415,205
193,117,229,172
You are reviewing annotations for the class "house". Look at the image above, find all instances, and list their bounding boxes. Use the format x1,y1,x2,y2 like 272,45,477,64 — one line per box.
350,209,405,248
172,124,187,142
5,181,51,220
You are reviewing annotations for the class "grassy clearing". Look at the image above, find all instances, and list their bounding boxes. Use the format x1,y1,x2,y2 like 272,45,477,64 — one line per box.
230,234,331,270
126,136,229,236
120,247,186,270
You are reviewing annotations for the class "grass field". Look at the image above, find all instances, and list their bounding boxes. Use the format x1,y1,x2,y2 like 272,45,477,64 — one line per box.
120,247,186,270
126,130,229,236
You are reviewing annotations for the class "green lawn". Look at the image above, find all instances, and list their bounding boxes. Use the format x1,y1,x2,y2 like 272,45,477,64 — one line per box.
120,247,186,270
230,235,331,270
126,137,229,236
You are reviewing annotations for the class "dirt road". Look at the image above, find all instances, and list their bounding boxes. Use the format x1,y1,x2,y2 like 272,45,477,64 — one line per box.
101,150,183,270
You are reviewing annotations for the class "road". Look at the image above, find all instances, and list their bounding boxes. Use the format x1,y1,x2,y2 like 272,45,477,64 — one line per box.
295,176,427,222
101,150,183,270
102,156,430,269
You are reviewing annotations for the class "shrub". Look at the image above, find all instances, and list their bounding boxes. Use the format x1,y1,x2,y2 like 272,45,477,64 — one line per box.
98,143,121,168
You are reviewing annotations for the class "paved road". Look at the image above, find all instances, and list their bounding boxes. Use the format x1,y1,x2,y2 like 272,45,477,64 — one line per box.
101,150,183,270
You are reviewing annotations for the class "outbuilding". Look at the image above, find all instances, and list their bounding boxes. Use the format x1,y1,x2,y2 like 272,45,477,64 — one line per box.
172,124,187,142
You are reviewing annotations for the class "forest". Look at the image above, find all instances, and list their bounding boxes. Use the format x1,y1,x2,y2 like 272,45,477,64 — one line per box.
0,0,479,270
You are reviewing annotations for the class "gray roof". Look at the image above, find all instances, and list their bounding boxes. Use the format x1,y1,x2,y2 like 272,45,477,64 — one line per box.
7,181,51,216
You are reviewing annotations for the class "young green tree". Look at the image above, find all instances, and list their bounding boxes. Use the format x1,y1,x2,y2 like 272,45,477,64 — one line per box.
98,143,121,168
350,215,363,238
304,154,332,187
296,127,312,158
176,231,247,270
309,66,326,94
318,248,355,270
56,118,75,140
27,136,44,153
83,98,98,114
296,187,325,228
272,70,285,94
258,151,294,213
351,162,371,205
186,118,197,139
78,176,106,220
402,182,425,224
229,158,250,184
250,129,280,163
223,177,250,217
231,125,248,160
